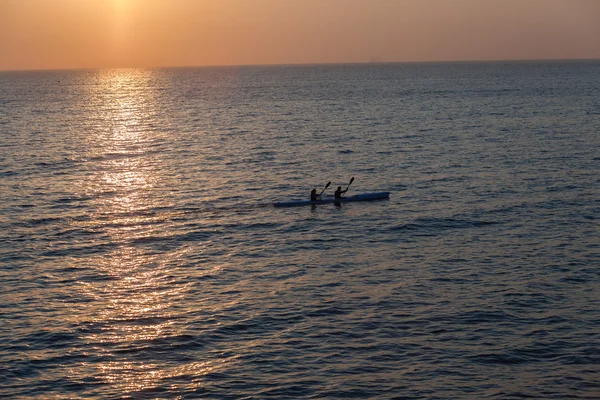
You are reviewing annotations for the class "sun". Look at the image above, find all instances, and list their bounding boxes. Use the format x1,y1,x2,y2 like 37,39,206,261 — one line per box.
109,0,135,63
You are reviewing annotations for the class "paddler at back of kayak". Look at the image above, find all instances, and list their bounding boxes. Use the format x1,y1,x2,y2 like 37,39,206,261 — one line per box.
310,189,320,201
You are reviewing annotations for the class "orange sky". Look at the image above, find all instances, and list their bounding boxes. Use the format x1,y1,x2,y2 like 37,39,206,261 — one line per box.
1,0,599,71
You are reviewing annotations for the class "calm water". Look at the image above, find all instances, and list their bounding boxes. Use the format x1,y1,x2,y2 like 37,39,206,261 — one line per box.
1,61,599,399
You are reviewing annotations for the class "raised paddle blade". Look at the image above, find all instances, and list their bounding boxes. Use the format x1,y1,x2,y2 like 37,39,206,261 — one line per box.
319,181,331,197
342,177,354,198
345,177,354,190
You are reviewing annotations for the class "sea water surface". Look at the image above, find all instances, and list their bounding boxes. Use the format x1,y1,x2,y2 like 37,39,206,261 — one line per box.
1,61,599,399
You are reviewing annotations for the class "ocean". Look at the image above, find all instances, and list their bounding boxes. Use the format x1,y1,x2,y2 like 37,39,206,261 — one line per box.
1,61,599,399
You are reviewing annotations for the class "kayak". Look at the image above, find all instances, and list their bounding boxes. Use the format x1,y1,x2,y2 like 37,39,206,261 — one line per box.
274,192,390,207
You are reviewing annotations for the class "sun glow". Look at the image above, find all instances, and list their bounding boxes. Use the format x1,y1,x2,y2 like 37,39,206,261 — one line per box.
2,0,599,71
110,0,135,66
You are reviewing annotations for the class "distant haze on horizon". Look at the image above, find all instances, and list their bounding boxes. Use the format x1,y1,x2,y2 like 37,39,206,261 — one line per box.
1,0,599,71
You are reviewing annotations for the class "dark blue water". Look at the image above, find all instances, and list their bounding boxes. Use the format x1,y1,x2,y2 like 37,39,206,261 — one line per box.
1,61,599,399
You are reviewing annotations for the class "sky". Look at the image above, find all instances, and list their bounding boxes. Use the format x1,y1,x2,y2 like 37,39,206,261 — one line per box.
1,0,599,71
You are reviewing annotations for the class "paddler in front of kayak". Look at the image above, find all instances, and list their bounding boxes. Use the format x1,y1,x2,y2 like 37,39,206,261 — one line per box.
334,177,354,199
334,186,348,199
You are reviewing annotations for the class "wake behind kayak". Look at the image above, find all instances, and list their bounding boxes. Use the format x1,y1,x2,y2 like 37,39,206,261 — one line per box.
274,192,390,207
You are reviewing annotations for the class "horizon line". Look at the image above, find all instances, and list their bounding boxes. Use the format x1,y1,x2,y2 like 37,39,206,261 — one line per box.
2,57,599,73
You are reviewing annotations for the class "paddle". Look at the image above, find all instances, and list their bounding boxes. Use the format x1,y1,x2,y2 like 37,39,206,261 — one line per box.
342,177,354,197
319,181,331,198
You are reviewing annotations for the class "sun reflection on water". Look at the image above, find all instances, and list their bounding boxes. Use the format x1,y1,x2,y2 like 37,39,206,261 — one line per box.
68,69,225,394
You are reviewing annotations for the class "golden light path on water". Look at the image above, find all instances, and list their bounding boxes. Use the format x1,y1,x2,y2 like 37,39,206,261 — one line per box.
66,70,232,394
